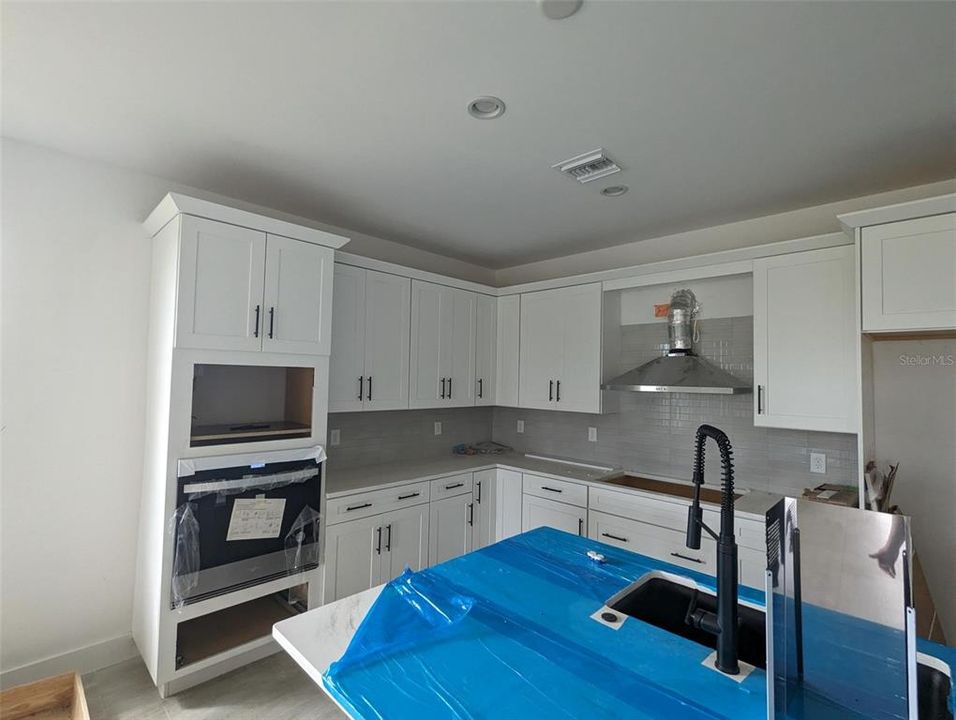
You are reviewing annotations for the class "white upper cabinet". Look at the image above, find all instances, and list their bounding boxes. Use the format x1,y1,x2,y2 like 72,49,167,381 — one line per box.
176,215,267,352
753,245,857,433
329,265,367,412
861,213,956,332
474,294,497,406
175,214,335,355
329,265,410,412
262,234,333,355
409,280,477,408
495,295,520,407
519,283,602,413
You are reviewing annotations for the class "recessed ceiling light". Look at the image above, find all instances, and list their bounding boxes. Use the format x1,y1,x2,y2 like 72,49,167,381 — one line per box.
468,96,506,120
601,185,629,197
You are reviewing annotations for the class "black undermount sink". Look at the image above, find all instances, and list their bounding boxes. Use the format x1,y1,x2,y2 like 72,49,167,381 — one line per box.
606,575,953,719
609,576,767,670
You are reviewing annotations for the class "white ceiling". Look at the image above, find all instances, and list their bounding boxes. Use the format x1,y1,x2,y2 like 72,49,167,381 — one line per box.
3,1,955,268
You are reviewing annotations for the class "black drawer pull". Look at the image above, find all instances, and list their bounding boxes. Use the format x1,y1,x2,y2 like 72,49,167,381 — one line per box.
358,376,364,400
601,532,628,543
468,502,474,526
397,492,420,501
541,486,563,493
670,552,704,564
444,482,464,490
578,518,584,536
346,502,372,512
253,305,261,338
556,380,561,402
376,526,382,555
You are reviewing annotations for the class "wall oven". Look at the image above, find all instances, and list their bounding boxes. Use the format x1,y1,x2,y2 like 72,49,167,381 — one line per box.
170,446,324,607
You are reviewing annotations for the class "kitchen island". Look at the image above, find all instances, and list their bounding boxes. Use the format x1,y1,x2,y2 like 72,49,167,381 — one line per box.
275,527,769,719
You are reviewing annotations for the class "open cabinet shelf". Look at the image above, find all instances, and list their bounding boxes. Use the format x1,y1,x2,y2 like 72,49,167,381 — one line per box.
175,585,308,670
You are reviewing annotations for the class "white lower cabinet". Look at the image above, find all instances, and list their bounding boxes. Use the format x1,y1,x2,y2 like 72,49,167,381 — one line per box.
522,494,586,537
429,492,474,566
472,469,498,550
588,509,766,589
494,469,523,541
323,503,428,603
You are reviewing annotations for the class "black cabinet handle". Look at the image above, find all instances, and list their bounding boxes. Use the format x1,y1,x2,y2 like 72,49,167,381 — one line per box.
376,526,382,555
556,380,561,402
478,378,483,399
448,377,452,399
367,376,372,401
445,482,464,490
757,385,764,414
253,305,261,338
397,492,421,501
385,524,392,552
346,502,372,512
476,481,482,504
358,376,364,400
441,377,446,399
268,306,275,339
549,380,554,401
578,518,584,536
541,486,563,494
468,503,474,527
671,552,704,564
601,532,628,543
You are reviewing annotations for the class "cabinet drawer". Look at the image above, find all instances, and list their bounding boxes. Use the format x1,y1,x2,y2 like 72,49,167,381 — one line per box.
326,481,429,525
589,510,712,573
522,473,587,508
430,473,473,501
589,486,719,533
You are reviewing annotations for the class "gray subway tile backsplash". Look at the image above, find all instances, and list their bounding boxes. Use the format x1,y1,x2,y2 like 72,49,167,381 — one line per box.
327,316,857,496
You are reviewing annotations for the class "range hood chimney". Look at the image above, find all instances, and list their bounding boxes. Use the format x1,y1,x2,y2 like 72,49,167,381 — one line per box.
602,289,752,395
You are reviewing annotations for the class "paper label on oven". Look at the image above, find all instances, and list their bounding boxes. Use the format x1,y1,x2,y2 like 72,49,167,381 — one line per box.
226,498,286,541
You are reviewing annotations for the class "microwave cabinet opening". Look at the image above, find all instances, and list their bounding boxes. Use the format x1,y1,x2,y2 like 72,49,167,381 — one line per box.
190,364,314,447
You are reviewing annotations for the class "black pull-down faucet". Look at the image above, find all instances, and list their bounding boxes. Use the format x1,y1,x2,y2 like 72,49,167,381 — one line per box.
685,423,740,675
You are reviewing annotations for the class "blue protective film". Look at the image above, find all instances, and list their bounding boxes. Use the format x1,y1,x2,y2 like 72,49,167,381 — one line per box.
324,528,768,720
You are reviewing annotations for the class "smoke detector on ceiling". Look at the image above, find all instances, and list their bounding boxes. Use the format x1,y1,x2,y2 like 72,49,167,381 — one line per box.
539,0,583,20
552,148,622,184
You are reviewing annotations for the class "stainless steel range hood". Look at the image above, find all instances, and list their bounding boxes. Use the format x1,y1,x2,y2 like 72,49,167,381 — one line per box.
602,289,752,395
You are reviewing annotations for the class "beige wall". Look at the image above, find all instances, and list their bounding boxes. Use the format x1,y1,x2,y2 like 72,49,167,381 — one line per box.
871,338,955,639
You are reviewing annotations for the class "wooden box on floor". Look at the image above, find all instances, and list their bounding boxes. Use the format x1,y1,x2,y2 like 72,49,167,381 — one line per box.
0,672,90,720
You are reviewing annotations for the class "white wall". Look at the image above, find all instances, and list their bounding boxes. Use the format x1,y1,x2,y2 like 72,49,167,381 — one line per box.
0,138,493,683
871,338,956,639
494,179,956,286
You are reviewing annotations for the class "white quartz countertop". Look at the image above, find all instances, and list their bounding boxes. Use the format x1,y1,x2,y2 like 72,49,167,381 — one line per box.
325,452,781,520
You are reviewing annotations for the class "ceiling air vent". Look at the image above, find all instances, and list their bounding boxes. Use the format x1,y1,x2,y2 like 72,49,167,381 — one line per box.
552,148,621,184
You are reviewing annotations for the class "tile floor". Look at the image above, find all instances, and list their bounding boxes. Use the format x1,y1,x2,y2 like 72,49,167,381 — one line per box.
82,653,343,720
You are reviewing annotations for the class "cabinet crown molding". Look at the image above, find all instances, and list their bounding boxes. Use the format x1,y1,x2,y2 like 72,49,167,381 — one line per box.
838,192,956,232
143,192,350,250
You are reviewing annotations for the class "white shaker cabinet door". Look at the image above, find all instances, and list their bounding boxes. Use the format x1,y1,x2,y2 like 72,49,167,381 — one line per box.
382,504,429,582
519,289,563,409
447,288,477,407
861,213,956,332
176,215,266,352
495,469,524,541
409,280,451,408
262,235,333,355
753,245,857,433
555,282,602,413
472,469,498,550
521,494,586,537
328,264,367,412
495,295,520,407
475,294,497,406
428,493,475,566
323,514,383,603
364,270,411,410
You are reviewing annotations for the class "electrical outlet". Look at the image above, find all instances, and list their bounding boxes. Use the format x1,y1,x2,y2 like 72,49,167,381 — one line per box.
810,452,826,474
588,427,598,442
329,429,341,447
517,420,525,434
434,421,442,436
